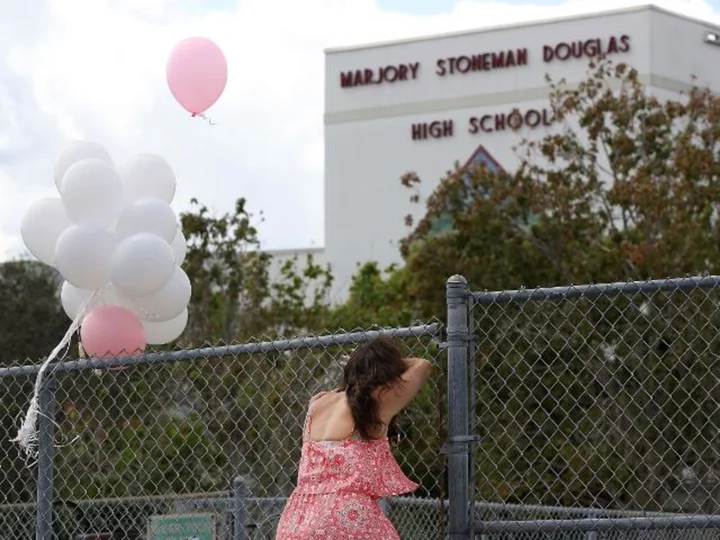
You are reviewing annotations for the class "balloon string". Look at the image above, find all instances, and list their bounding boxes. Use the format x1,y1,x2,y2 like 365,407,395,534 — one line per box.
193,113,216,126
13,290,99,460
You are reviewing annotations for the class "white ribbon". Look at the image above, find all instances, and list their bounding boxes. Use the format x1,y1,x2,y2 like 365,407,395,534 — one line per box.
12,290,99,460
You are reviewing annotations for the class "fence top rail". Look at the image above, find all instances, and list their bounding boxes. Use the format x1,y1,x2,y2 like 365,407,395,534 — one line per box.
471,275,720,306
0,323,441,378
0,494,445,513
473,500,699,519
0,490,232,511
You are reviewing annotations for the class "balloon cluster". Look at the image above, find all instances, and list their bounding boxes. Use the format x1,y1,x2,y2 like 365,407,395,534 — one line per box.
20,141,191,357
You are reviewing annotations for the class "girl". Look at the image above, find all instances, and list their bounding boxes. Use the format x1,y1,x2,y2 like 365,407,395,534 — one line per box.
276,337,432,539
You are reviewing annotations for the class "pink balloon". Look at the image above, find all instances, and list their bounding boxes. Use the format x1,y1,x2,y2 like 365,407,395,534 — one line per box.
166,37,228,116
81,306,147,358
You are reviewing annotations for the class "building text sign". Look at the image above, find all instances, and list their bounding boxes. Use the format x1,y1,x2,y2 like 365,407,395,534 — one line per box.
411,107,553,140
339,35,630,88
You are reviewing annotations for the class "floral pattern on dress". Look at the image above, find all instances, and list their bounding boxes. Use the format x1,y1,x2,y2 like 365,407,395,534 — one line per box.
275,405,418,539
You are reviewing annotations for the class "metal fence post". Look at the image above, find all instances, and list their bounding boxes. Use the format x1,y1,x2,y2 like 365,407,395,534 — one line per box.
232,476,247,540
467,287,478,537
36,376,58,540
379,498,390,517
446,275,471,539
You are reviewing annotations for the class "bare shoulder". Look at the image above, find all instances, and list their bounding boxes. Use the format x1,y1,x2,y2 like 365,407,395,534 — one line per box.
308,390,340,409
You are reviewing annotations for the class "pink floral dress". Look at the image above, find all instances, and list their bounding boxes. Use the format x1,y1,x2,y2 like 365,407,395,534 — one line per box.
275,399,418,539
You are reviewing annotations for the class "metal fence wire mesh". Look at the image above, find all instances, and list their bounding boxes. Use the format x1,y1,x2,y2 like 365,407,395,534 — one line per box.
470,277,720,540
0,371,37,539
5,275,720,540
0,324,445,540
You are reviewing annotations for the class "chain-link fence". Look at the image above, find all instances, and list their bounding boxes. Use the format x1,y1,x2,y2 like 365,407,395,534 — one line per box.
462,276,720,540
6,275,720,540
0,323,445,539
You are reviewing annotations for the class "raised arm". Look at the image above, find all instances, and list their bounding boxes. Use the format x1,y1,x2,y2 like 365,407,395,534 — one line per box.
375,357,432,421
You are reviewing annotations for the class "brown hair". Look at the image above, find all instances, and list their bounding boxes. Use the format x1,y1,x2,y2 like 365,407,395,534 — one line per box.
339,336,407,440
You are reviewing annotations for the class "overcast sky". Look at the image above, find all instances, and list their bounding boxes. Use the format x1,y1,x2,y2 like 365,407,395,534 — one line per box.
1,0,719,260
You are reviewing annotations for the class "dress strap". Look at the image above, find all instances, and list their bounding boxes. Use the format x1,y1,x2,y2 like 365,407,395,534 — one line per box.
302,409,314,441
303,392,327,441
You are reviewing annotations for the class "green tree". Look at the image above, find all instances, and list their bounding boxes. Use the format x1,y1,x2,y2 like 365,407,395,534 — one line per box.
400,61,720,309
0,260,66,364
180,197,332,344
327,262,416,328
0,260,67,507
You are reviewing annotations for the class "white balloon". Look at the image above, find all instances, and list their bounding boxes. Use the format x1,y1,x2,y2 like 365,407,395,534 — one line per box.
134,266,191,322
143,309,188,345
111,233,175,298
55,223,115,290
20,198,71,265
115,198,177,243
101,285,138,312
60,281,92,320
61,282,137,321
170,228,187,266
54,141,113,191
60,158,123,227
119,153,176,204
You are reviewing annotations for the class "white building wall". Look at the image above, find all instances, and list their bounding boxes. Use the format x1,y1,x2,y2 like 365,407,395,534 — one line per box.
314,5,720,302
648,9,720,91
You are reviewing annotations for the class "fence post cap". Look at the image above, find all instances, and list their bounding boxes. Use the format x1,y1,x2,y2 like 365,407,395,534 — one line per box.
446,275,467,285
